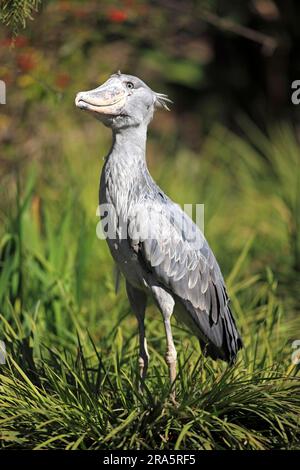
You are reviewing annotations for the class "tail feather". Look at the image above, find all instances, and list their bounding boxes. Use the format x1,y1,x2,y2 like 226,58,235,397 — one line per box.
181,298,243,364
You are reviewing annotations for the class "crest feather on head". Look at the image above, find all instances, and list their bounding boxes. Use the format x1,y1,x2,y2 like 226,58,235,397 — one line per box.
155,92,173,111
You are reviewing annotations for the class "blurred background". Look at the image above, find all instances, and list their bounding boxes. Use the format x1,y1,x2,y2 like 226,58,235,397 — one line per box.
0,0,299,450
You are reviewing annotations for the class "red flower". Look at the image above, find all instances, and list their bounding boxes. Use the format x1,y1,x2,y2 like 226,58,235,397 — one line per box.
0,38,12,47
107,8,128,23
58,1,72,12
0,36,28,48
17,53,36,72
55,73,71,90
14,36,28,48
73,8,89,18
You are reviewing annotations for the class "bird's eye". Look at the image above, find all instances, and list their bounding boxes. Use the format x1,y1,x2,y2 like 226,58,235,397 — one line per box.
126,82,134,90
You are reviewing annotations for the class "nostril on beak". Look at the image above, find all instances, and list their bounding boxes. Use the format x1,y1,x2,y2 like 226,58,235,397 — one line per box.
75,92,87,109
75,92,82,106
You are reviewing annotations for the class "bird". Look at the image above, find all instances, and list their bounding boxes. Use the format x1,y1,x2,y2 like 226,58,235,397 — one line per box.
75,72,243,398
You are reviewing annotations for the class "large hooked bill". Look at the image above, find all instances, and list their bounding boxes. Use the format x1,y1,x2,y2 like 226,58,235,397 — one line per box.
75,79,126,115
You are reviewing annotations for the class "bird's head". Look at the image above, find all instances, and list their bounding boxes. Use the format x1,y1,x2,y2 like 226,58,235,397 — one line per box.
75,71,171,130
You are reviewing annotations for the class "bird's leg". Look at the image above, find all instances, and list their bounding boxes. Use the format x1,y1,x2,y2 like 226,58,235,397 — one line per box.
137,315,149,387
151,286,177,401
126,282,148,392
163,314,177,400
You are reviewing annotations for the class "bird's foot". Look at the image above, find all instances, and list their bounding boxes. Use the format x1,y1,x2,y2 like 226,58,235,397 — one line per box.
170,392,179,407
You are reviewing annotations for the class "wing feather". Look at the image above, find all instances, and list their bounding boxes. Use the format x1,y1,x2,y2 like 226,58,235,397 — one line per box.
129,198,242,361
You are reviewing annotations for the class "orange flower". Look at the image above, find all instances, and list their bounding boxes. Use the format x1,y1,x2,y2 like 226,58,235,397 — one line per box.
0,36,28,48
55,73,71,89
58,0,72,12
14,36,28,48
73,7,89,18
17,53,36,72
0,37,13,47
107,8,128,23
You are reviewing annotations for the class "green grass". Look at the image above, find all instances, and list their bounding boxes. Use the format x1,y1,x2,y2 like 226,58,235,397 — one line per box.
0,118,299,449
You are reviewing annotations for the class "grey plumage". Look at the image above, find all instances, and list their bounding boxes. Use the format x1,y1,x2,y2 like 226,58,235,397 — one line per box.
75,72,242,394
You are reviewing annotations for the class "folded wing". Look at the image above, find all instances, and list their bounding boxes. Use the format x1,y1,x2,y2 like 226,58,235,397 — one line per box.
128,197,242,362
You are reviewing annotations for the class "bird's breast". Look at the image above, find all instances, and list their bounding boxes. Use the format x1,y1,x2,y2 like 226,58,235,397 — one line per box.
99,166,147,291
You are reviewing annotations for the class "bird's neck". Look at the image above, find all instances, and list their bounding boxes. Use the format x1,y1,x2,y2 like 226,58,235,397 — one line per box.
102,123,151,210
111,124,148,163
106,124,149,181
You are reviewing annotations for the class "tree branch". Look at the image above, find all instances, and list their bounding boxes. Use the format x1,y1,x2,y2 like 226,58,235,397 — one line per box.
200,9,277,55
152,0,278,55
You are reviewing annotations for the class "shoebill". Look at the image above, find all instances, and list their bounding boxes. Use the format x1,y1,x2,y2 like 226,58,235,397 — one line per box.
75,72,242,397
